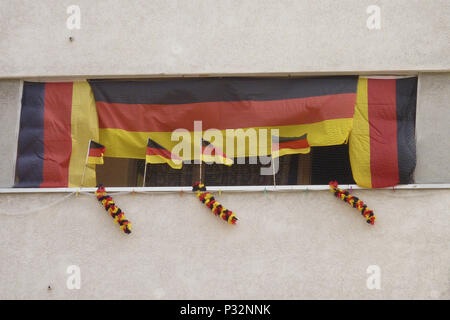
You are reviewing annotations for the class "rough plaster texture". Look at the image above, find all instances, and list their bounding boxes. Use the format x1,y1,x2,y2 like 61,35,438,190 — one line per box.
0,0,449,78
0,0,449,298
415,73,450,183
0,80,21,187
0,190,448,299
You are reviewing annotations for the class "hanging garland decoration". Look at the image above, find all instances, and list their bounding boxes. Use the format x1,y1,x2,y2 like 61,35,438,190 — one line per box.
329,181,376,225
95,184,132,234
192,182,238,225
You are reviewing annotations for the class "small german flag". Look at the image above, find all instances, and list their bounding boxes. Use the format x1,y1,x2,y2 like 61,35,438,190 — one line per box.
271,134,310,158
87,140,106,165
146,138,182,169
201,138,233,166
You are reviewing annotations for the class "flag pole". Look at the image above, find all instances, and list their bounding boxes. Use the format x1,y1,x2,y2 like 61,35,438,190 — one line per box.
80,139,91,188
143,162,148,187
199,155,202,184
198,135,203,184
271,141,276,188
272,156,276,188
143,138,149,187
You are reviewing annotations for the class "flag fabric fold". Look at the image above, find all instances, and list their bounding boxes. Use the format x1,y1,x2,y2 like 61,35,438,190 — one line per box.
349,77,417,188
271,134,310,158
16,81,99,187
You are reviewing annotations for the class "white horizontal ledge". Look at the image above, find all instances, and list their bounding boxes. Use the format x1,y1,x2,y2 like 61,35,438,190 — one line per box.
0,184,450,194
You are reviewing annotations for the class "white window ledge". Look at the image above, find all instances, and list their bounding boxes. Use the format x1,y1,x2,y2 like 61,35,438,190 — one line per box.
0,184,449,194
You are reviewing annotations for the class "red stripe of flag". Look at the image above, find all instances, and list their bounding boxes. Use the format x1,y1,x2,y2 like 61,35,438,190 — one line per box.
96,94,356,132
368,79,399,188
273,139,309,151
89,147,105,157
202,145,230,159
146,147,181,160
41,83,73,188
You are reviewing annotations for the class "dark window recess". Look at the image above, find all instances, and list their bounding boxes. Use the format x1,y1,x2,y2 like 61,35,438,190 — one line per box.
310,144,355,185
96,144,354,187
138,160,197,187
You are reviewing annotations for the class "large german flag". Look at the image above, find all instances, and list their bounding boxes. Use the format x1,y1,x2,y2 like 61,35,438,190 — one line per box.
16,81,99,187
272,134,310,158
146,138,182,169
349,77,417,188
89,77,358,160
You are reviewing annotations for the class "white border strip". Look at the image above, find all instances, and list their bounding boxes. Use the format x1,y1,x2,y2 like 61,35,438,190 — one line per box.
0,184,449,194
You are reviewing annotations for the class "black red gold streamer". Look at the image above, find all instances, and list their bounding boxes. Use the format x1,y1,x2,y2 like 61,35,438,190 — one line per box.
192,182,238,225
329,181,376,225
95,185,132,234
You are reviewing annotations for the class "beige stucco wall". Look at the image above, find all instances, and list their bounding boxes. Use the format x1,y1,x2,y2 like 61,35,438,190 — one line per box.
0,189,448,299
0,80,21,187
415,73,450,183
0,0,449,78
0,1,449,300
